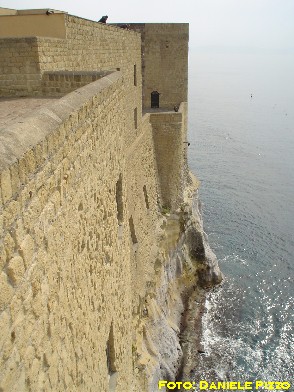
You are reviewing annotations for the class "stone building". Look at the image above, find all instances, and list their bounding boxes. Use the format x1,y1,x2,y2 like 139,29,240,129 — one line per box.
0,8,221,391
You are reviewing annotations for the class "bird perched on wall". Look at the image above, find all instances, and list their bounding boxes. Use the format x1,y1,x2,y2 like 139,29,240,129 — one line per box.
46,9,54,15
98,15,108,23
174,105,179,112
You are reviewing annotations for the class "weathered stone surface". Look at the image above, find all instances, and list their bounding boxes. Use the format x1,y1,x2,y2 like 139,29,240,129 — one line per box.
0,272,14,311
6,255,25,286
0,12,222,392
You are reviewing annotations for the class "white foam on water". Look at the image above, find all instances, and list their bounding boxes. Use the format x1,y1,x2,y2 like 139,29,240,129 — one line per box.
194,274,293,386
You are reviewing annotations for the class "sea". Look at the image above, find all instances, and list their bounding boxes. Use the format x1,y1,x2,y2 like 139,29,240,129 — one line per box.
188,49,294,389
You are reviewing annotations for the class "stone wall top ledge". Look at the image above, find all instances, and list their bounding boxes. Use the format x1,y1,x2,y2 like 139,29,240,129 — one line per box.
67,14,141,36
0,36,39,42
0,70,122,171
149,112,183,124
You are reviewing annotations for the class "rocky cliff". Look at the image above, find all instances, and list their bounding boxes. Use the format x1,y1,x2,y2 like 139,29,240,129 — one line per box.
133,173,223,391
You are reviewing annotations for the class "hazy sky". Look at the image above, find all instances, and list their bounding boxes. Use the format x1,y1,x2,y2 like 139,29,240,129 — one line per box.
1,0,294,51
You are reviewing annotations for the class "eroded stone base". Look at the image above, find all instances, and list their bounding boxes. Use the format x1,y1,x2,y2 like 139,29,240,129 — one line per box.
133,176,223,391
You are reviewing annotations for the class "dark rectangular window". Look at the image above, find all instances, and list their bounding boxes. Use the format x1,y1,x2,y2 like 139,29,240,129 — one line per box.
116,174,123,225
134,107,138,129
143,185,149,209
134,64,137,86
129,216,138,245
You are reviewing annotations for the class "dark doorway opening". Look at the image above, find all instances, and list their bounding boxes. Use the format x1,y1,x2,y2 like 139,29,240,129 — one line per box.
151,91,160,108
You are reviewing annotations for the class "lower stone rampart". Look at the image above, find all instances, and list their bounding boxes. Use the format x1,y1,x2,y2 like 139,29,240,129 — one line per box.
150,105,187,211
0,73,221,391
41,70,113,96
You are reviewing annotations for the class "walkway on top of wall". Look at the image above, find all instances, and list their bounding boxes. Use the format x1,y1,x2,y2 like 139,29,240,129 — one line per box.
0,70,122,172
0,97,59,131
143,108,173,113
143,102,186,116
0,97,59,130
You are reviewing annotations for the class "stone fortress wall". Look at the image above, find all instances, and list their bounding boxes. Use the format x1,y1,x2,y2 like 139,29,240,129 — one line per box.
0,9,221,391
131,24,188,109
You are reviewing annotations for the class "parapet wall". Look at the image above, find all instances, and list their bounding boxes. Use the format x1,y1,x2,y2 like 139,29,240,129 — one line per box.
0,12,193,391
0,72,135,390
0,65,189,389
41,70,113,96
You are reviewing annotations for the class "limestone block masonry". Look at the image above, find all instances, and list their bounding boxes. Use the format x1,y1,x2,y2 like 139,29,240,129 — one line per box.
131,24,188,109
0,9,222,392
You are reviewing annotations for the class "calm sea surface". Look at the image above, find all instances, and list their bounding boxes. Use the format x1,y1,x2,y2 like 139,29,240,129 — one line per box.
188,51,294,387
